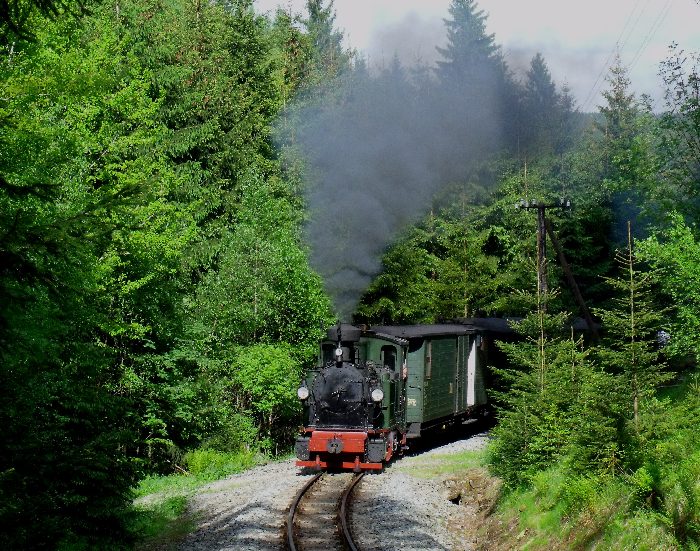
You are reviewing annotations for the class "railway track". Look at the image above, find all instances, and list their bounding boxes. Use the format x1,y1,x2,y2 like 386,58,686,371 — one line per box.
286,472,364,551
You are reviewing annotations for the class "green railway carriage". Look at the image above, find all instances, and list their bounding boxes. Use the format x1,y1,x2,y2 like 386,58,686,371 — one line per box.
370,325,489,437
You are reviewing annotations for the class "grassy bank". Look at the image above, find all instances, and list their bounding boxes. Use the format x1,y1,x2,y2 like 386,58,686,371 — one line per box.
129,449,264,549
458,376,700,550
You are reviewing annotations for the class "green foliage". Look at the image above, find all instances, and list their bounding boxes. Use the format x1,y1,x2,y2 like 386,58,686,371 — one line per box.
228,344,304,451
269,7,314,104
519,53,577,158
183,448,257,478
592,226,671,447
0,0,87,41
488,309,595,487
3,0,698,548
189,175,331,355
355,174,533,324
0,9,168,548
301,0,350,87
129,496,192,548
204,412,259,453
434,0,519,153
129,448,258,547
491,463,681,551
640,213,700,365
435,0,503,85
656,46,700,220
487,373,700,549
133,448,259,499
0,0,338,546
355,226,441,324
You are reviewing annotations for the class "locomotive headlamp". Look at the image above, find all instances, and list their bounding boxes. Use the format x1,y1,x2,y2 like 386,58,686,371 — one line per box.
371,387,384,402
297,383,309,400
334,346,344,367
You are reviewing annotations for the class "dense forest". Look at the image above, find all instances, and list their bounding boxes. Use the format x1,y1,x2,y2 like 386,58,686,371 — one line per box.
1,0,699,548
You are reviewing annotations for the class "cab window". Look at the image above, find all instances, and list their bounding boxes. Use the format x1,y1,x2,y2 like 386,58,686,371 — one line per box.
381,345,397,370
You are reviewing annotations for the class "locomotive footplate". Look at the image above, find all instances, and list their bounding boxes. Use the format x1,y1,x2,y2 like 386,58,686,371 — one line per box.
295,430,384,471
308,430,366,454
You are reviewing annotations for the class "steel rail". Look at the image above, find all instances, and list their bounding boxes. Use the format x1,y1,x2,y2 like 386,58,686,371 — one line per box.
286,472,322,551
339,472,365,551
286,472,364,551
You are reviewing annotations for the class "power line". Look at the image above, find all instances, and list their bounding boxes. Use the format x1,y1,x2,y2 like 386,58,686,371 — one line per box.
629,0,674,70
580,0,644,111
581,0,675,112
580,47,620,112
620,0,652,51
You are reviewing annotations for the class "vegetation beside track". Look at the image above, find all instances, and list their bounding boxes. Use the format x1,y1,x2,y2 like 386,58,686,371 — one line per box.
442,376,700,550
129,449,264,549
3,0,700,547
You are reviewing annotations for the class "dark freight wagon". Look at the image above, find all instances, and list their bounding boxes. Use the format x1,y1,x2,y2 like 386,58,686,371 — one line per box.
294,322,496,471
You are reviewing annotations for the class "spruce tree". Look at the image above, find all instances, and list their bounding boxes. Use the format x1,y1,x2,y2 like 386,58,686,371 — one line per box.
489,306,591,487
593,222,670,445
596,55,640,183
434,0,518,155
435,0,502,84
520,53,560,158
303,0,350,85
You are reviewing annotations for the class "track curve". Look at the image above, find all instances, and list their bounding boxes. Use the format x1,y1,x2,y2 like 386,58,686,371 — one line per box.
286,472,364,551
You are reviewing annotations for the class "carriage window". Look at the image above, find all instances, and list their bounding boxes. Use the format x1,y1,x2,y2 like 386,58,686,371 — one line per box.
381,346,397,370
425,341,432,379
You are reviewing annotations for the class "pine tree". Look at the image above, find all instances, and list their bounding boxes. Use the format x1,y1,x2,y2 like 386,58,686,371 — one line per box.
433,0,518,155
593,55,654,245
554,82,578,155
435,0,502,85
489,307,592,486
594,222,671,439
596,54,639,172
303,0,350,85
520,53,560,158
270,7,314,106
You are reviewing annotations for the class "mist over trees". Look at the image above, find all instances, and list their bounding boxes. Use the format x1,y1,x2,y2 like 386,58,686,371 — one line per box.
289,0,577,319
1,0,700,547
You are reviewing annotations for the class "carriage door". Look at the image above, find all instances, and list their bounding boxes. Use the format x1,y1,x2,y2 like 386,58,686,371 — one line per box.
455,335,468,413
381,345,400,425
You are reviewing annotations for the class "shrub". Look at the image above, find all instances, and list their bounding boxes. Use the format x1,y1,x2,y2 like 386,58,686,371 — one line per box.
182,449,256,480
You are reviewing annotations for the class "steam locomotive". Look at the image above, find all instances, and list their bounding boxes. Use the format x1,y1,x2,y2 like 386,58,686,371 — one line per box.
294,321,506,471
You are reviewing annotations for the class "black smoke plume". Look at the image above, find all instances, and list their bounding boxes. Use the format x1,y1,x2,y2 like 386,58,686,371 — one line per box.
283,64,510,320
280,13,521,319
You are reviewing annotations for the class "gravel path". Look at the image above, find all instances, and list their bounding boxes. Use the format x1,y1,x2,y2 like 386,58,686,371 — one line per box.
178,432,489,551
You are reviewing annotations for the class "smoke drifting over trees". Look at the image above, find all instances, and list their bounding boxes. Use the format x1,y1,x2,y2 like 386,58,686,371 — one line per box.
282,0,574,319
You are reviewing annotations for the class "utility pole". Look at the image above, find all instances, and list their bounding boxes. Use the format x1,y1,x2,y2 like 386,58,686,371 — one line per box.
516,198,571,309
515,197,599,339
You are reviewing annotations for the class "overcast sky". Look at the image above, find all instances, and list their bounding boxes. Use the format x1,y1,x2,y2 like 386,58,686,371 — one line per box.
255,0,700,112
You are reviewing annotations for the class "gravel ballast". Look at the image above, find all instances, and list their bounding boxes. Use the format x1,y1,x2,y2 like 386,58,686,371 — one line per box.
177,432,489,551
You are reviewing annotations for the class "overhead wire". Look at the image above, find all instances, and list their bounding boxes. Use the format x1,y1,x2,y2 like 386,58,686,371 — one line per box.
581,0,677,112
580,0,645,111
618,0,652,53
629,0,674,70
